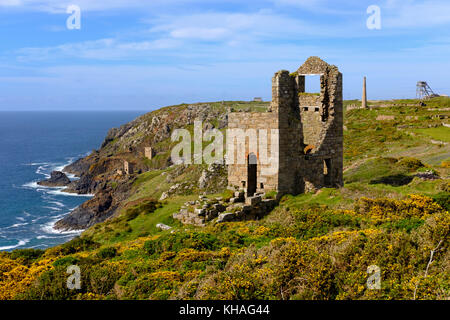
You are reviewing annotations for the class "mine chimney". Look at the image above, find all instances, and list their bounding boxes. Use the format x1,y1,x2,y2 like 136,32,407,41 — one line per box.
362,76,368,109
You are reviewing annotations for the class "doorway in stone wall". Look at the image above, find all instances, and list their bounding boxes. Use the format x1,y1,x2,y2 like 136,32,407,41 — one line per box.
247,153,257,196
324,158,331,186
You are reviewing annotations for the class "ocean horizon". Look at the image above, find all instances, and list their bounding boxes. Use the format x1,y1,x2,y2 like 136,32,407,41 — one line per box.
0,110,143,251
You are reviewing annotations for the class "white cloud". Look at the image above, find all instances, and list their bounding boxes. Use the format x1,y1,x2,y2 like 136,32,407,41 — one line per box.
383,0,450,28
147,10,355,44
15,38,183,61
0,0,218,13
0,0,22,6
170,27,230,40
12,9,360,63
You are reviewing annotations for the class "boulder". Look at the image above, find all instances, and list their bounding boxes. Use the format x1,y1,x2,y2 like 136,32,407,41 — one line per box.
156,223,172,231
217,212,235,223
245,195,262,206
37,171,71,187
159,192,169,201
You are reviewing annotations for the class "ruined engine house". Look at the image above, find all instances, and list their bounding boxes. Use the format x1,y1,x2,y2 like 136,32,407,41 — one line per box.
227,56,344,196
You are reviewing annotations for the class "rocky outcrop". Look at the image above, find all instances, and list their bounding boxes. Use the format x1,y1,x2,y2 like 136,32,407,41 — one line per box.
198,162,227,193
54,103,230,231
63,151,99,177
54,191,114,230
38,171,71,187
55,174,136,231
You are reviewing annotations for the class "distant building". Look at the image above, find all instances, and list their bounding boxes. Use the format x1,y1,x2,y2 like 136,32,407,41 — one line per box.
123,160,133,175
144,147,154,160
253,97,263,102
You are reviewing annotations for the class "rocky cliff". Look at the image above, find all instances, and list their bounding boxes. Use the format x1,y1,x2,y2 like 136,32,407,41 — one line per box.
54,102,238,231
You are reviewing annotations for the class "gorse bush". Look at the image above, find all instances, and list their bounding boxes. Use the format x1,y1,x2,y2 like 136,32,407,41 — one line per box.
397,157,425,171
53,256,79,267
144,232,219,255
432,192,450,211
356,195,445,223
60,236,99,254
97,247,118,259
1,194,448,300
9,249,45,265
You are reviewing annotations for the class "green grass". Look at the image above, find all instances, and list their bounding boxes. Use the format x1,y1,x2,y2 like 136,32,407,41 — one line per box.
414,127,450,142
279,188,350,210
345,157,401,184
87,195,197,245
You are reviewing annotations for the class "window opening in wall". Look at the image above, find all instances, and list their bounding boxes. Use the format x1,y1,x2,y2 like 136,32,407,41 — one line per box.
305,74,321,94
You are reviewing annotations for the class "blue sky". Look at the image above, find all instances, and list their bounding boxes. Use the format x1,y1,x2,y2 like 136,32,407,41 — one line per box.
0,0,449,111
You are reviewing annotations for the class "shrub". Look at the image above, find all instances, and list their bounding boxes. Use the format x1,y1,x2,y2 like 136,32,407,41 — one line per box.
61,237,99,254
9,249,44,264
432,192,450,211
17,266,79,300
440,181,450,193
143,239,161,255
97,247,118,259
144,232,219,256
382,218,425,233
264,191,278,200
398,157,424,171
123,200,159,221
87,264,122,296
357,195,444,223
221,189,234,202
53,256,79,267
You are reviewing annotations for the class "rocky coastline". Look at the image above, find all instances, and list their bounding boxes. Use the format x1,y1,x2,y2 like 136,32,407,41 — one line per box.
48,102,229,231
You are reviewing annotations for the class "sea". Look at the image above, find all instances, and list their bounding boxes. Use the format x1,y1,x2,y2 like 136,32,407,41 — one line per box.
0,111,143,251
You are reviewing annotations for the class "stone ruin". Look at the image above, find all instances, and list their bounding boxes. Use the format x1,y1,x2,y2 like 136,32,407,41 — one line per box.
123,160,133,175
144,147,154,160
173,192,277,227
173,57,344,227
227,56,343,196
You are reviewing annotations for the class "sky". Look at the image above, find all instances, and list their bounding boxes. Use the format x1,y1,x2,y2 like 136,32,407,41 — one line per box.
0,0,449,111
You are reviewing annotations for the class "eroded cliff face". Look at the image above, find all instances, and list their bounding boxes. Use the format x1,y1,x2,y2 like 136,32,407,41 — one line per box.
54,102,230,231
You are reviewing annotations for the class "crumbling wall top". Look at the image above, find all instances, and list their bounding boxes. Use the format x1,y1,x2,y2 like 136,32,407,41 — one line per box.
297,56,338,75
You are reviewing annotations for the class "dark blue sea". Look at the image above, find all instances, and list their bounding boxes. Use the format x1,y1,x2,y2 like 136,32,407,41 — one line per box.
0,111,143,251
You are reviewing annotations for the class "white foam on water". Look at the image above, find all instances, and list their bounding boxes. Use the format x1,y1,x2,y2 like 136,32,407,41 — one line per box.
3,222,29,229
46,188,94,197
54,157,74,173
22,181,40,189
36,164,51,178
47,200,65,207
11,153,92,248
42,206,63,211
41,218,83,236
22,181,93,197
25,162,49,166
36,235,70,240
10,222,29,228
0,239,30,251
66,172,78,180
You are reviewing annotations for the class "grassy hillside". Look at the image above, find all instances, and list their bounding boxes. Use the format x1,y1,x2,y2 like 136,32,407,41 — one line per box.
0,98,449,300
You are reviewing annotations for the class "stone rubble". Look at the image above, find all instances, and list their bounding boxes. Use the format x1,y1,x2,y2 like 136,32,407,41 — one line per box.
173,192,277,227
